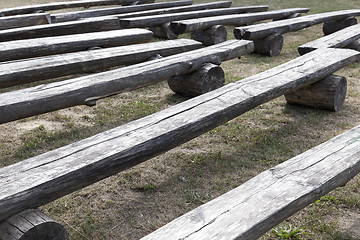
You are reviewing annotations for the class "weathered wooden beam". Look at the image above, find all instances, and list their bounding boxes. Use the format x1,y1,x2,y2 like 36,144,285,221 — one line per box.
170,8,310,34
0,13,51,31
0,40,254,124
0,39,202,88
0,209,69,240
323,16,357,35
0,0,155,16
298,23,360,55
285,75,347,111
119,5,276,28
142,122,360,240
234,9,360,40
190,25,228,46
0,17,121,42
0,48,357,223
51,0,193,23
0,29,153,62
253,34,284,56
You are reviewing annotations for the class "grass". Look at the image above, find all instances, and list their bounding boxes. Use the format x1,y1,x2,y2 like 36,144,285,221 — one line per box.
0,0,360,239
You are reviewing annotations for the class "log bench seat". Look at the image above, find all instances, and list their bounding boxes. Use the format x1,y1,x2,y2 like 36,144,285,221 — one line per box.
234,9,360,56
0,47,358,240
0,13,51,31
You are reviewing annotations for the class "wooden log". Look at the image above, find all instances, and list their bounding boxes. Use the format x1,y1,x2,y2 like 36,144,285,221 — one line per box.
0,0,155,16
150,22,179,39
168,63,225,96
119,6,280,28
0,29,153,62
51,0,193,23
0,13,51,31
0,17,122,42
0,40,254,124
234,10,360,40
170,8,310,34
142,123,360,240
190,25,227,46
0,209,69,240
0,39,202,88
346,39,360,51
323,16,357,35
298,24,360,55
285,75,347,111
0,48,358,222
253,34,283,56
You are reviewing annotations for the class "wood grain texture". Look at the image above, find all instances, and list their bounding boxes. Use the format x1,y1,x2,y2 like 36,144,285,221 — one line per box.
0,13,51,31
298,24,360,55
142,123,360,240
0,29,153,62
51,0,193,23
0,40,253,123
0,0,155,16
234,9,360,40
191,25,227,46
0,17,121,42
170,8,310,34
0,48,357,223
0,39,202,88
323,16,357,35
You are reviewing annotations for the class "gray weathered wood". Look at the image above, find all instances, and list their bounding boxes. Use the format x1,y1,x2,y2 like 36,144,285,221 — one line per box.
323,16,357,35
119,6,278,28
0,39,202,88
298,24,360,55
168,63,225,96
0,17,121,42
0,29,153,62
0,0,154,16
0,48,357,223
0,209,69,240
149,22,179,39
142,122,360,240
190,25,227,46
234,9,360,40
0,13,51,31
51,0,193,23
0,40,253,124
285,75,347,111
170,8,310,34
253,34,283,56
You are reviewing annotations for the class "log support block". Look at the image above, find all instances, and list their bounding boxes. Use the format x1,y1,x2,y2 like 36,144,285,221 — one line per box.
347,40,360,62
190,25,227,46
168,63,225,97
253,34,283,56
323,17,358,35
285,74,347,112
0,209,69,240
150,22,178,40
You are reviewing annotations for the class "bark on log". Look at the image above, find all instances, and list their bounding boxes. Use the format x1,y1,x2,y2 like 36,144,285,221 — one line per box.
253,34,283,56
0,29,153,62
0,40,253,124
323,16,357,35
0,39,202,88
190,25,227,46
285,75,347,111
0,209,69,240
234,10,360,40
168,63,225,96
150,22,179,39
0,0,155,16
0,48,357,223
0,13,51,31
142,123,360,240
170,8,310,34
0,17,122,42
51,0,193,23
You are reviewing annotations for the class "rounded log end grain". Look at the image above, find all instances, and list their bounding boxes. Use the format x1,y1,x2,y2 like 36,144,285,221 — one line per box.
285,75,347,112
0,209,69,240
168,63,225,97
323,17,358,35
253,34,283,56
191,25,227,46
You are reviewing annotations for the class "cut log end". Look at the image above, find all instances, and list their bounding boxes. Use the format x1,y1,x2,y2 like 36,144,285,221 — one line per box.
168,63,225,97
0,209,69,240
150,22,179,40
253,34,283,56
323,17,358,35
191,25,227,46
285,75,347,112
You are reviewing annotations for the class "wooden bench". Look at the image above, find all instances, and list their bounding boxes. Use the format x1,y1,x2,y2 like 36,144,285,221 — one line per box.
234,9,360,56
0,13,51,30
0,28,153,62
0,47,358,239
142,122,360,240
